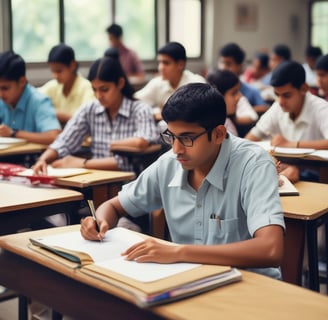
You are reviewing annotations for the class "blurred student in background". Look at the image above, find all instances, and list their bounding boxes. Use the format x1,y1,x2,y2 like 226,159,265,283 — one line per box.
206,69,258,136
218,42,268,115
135,42,205,122
106,23,145,82
0,51,61,145
303,45,322,88
39,43,95,125
314,54,328,100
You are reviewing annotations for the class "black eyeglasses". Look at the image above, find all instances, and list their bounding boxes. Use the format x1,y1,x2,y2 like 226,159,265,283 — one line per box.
160,128,212,147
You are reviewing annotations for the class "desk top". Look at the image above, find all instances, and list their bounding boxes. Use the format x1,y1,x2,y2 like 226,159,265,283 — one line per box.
0,143,47,157
0,182,83,213
55,169,136,188
281,181,328,220
0,225,327,320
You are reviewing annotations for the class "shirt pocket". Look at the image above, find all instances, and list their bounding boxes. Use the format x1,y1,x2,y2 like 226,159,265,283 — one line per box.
208,217,239,244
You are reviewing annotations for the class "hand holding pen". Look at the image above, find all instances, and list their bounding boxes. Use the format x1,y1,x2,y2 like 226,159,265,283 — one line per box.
87,200,103,242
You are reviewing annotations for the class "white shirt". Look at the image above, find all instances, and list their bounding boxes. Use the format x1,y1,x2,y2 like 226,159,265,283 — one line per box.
236,96,259,121
134,70,206,114
249,92,328,141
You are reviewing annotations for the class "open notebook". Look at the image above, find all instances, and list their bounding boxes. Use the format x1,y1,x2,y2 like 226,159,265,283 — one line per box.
0,137,26,150
29,227,242,307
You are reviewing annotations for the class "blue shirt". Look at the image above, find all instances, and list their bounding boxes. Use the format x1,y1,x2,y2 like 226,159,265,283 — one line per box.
50,97,159,171
240,82,265,107
119,134,285,279
0,84,61,132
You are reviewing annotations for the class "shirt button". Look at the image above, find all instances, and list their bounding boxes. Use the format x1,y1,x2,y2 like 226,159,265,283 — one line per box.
197,204,202,208
197,221,202,226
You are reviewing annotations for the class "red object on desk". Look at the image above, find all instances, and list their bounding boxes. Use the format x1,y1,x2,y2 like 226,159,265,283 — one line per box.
0,163,55,185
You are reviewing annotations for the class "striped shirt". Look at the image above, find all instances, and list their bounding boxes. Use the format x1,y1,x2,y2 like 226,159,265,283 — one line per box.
50,97,159,171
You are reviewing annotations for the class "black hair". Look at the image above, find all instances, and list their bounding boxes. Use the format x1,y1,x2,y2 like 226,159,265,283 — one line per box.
272,44,291,60
305,45,322,59
87,57,134,99
106,24,123,38
0,51,26,81
270,60,305,88
158,42,186,62
256,52,269,69
162,83,226,133
48,43,75,66
315,54,328,72
219,43,245,64
206,69,239,95
104,47,120,60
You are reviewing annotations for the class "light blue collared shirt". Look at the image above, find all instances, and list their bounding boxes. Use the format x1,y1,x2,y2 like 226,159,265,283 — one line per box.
119,134,285,279
0,84,61,132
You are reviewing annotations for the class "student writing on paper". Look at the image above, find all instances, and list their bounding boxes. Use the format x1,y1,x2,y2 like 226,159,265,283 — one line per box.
245,61,328,150
0,51,61,144
81,83,285,280
33,56,159,174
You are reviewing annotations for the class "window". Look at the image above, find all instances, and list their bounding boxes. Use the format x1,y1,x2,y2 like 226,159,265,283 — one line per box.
169,0,202,58
11,0,59,62
115,0,156,60
10,0,203,63
311,1,328,54
64,0,111,61
11,0,155,62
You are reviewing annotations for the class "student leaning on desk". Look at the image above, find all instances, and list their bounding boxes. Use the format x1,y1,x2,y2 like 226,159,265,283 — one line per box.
81,83,285,280
32,56,159,174
0,51,61,145
245,60,328,150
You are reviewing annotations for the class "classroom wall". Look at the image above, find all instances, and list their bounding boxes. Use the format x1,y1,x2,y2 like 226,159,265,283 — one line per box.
201,0,308,72
0,0,310,84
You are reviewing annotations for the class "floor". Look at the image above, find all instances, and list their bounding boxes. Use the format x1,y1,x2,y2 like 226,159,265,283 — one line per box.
0,282,326,320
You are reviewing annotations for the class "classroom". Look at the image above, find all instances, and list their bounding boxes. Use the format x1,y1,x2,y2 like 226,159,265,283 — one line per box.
0,1,328,319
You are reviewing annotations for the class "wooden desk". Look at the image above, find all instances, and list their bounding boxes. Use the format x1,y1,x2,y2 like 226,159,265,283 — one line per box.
0,143,47,167
0,182,83,235
281,181,328,291
0,143,47,157
55,170,136,208
0,226,328,320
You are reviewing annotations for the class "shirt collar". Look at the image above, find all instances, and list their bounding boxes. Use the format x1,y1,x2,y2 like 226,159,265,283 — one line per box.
168,135,231,191
95,97,130,117
15,84,30,112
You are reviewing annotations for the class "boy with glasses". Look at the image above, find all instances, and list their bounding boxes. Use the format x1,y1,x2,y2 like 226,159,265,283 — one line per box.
81,83,285,280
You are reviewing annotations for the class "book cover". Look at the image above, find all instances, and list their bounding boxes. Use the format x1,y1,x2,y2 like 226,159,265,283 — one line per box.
29,228,242,307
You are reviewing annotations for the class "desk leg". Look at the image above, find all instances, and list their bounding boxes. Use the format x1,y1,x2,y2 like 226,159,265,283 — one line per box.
306,220,320,291
282,218,305,285
92,183,123,208
18,295,28,320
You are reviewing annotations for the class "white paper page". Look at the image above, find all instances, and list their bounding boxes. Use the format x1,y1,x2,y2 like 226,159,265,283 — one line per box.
0,137,26,144
32,228,145,262
18,166,89,177
95,257,200,283
310,150,328,160
32,228,200,282
274,147,315,155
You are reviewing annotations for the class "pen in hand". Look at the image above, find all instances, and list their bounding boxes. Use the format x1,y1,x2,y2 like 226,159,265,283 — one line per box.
87,199,102,242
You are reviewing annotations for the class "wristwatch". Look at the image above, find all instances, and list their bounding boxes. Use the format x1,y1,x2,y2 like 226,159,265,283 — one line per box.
10,128,18,137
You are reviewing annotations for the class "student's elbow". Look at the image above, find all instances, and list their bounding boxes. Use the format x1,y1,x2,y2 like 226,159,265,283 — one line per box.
267,243,284,267
135,138,150,150
44,130,61,145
